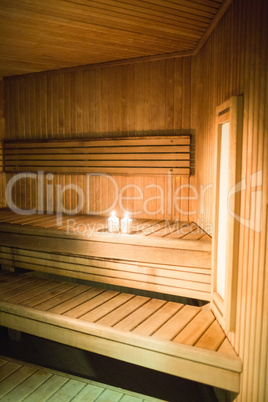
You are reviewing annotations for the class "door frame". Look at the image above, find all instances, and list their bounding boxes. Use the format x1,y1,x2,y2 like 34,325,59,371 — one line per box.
212,96,243,332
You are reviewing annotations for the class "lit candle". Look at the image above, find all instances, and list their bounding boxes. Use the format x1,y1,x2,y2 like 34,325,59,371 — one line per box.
121,214,132,234
108,211,119,233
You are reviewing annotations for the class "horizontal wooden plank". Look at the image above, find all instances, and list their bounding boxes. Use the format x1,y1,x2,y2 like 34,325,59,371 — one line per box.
0,247,211,283
4,166,190,175
5,152,190,161
0,256,211,300
4,136,191,148
0,252,211,291
5,145,190,155
5,159,190,168
0,260,210,301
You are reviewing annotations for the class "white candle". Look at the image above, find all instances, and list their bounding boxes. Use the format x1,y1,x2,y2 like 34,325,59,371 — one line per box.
108,212,119,233
121,215,132,234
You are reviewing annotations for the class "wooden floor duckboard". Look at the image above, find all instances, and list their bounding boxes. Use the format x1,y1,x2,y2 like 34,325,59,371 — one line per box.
0,355,164,401
0,272,242,393
0,209,212,301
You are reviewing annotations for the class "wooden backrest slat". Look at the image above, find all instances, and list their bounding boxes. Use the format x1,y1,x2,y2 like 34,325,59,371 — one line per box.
4,135,191,176
5,160,190,168
5,153,190,161
4,166,190,175
4,136,190,149
5,146,190,155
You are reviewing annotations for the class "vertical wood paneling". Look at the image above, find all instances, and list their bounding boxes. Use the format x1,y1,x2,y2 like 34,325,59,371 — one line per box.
191,0,267,400
3,57,191,220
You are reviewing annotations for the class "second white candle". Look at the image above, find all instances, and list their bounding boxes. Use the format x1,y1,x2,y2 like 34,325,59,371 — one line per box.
121,215,132,234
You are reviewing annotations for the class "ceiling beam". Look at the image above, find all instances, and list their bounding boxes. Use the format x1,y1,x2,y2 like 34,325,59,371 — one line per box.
4,49,193,80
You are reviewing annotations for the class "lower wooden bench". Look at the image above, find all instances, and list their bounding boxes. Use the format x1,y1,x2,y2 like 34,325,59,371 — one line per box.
0,355,163,401
0,271,242,393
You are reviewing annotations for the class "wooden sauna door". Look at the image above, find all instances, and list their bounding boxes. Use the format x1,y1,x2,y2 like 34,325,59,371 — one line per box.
212,96,243,331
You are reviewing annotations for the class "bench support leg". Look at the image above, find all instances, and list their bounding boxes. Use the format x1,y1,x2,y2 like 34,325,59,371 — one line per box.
1,264,15,272
214,387,237,401
8,328,22,342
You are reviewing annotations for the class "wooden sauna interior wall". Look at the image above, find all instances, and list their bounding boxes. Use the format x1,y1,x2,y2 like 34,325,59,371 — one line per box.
4,58,194,221
1,0,267,398
191,0,267,400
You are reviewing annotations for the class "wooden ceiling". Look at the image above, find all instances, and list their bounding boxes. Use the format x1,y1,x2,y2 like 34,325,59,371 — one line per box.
0,0,228,78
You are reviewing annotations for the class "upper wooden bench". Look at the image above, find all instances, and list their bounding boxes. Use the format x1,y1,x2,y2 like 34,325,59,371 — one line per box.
0,210,211,301
3,135,191,176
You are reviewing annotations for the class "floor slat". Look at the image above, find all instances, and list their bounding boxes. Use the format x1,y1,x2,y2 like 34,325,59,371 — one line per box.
0,370,52,401
0,365,37,398
0,361,22,382
45,378,86,402
23,375,69,401
0,357,164,402
71,383,104,401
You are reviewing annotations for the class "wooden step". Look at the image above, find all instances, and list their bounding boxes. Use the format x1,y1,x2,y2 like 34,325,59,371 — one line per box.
0,272,242,393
